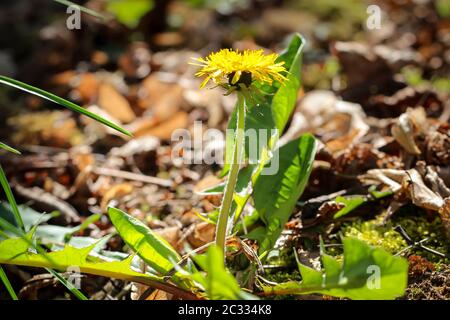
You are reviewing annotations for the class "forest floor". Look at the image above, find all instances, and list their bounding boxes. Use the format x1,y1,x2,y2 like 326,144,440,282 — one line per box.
0,0,448,300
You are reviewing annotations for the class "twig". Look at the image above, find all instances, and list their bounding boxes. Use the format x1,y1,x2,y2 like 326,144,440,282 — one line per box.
91,167,174,188
13,184,80,224
394,225,446,258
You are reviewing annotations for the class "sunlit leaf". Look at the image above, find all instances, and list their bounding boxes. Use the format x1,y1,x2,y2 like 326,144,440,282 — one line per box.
263,238,408,300
0,236,164,286
253,134,317,253
108,207,181,275
191,245,257,300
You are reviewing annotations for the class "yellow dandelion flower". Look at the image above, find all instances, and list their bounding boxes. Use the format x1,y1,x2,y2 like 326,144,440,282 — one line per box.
191,49,288,89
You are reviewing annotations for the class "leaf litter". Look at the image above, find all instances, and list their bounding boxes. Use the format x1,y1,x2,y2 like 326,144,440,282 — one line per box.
0,0,448,300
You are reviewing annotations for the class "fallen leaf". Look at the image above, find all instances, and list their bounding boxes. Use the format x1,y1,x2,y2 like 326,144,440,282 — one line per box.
98,83,136,123
138,74,183,121
132,111,189,140
187,221,215,248
100,183,134,212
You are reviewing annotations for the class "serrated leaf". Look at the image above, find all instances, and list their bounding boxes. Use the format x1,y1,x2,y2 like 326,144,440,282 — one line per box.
270,35,304,133
263,238,408,300
0,237,164,286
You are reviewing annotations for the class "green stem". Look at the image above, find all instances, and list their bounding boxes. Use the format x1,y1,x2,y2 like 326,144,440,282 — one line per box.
215,92,246,255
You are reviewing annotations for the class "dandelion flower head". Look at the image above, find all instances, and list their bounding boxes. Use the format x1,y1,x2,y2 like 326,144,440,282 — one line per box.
192,49,288,89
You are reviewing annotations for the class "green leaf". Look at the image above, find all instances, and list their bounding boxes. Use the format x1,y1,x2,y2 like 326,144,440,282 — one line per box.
253,134,317,254
271,34,304,133
0,75,131,136
0,235,195,300
191,245,257,300
108,207,180,275
437,0,450,18
106,0,154,28
0,202,55,235
222,34,305,176
0,142,20,155
33,218,99,244
333,195,366,219
263,238,408,300
215,35,306,230
0,203,101,244
333,189,394,219
0,236,164,286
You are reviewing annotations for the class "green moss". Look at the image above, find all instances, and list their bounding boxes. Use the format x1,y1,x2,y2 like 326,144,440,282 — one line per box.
393,214,449,263
342,216,407,253
340,210,448,264
264,269,302,283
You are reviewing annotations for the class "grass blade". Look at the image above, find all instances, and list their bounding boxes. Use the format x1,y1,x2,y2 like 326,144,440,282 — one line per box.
45,267,88,300
0,265,18,300
0,142,21,155
52,0,109,21
0,168,88,300
0,75,132,137
0,218,88,300
0,165,24,230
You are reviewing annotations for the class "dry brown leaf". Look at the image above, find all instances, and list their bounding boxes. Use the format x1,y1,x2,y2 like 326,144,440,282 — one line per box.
155,226,180,250
110,136,160,158
187,221,215,248
100,183,134,212
98,83,136,123
361,165,450,237
138,74,183,121
391,107,427,155
280,91,369,150
146,289,173,300
75,73,100,104
132,111,189,140
193,174,223,194
118,42,151,79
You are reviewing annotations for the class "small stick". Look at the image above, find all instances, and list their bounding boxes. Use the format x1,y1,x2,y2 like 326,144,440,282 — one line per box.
92,167,174,188
394,225,446,258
